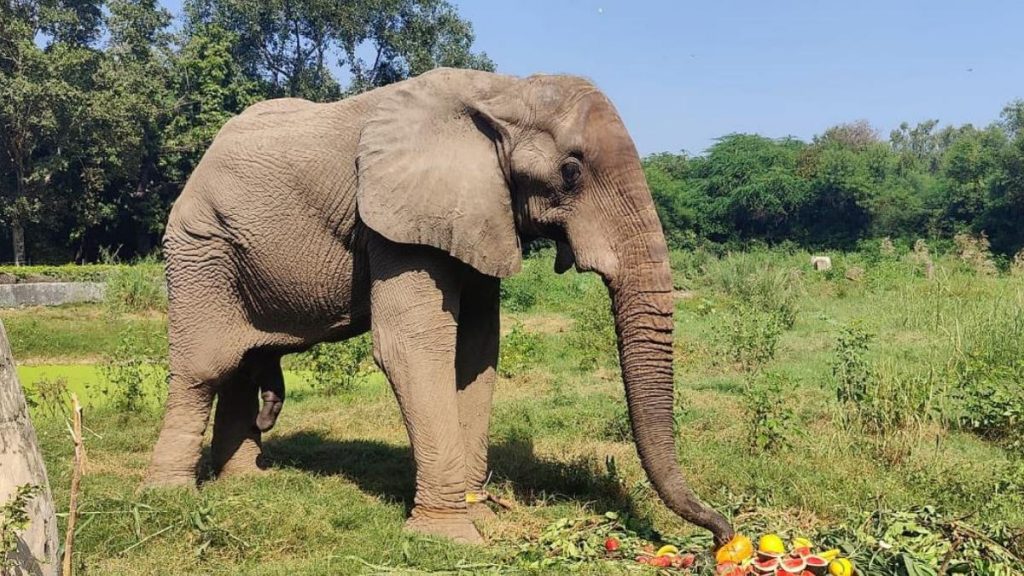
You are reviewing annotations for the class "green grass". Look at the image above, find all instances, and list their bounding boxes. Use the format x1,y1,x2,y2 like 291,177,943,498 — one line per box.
11,249,1024,574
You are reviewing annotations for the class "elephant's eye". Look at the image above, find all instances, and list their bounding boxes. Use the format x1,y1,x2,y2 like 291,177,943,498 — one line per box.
560,159,582,191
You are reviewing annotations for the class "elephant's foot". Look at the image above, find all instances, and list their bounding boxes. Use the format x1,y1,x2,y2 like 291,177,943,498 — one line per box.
213,438,267,479
404,508,484,545
468,503,496,522
466,491,496,522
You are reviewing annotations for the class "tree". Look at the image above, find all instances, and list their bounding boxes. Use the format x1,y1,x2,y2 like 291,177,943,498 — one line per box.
185,0,494,100
0,320,59,575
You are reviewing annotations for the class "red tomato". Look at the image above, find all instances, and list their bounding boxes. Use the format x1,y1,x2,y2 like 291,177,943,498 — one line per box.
604,537,621,552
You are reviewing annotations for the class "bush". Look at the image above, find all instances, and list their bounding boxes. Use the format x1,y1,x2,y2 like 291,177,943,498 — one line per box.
720,302,785,371
103,256,166,314
832,322,873,409
296,335,373,396
498,323,541,378
744,371,795,454
98,329,168,412
948,304,1024,450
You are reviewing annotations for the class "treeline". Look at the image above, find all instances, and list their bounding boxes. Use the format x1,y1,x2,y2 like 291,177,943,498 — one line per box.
644,109,1024,257
0,0,492,264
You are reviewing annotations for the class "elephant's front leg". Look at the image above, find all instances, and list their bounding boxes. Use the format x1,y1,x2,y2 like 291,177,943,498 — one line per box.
456,274,499,522
368,235,481,544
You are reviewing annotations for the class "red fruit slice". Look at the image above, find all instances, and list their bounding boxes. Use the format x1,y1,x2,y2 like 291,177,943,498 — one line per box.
752,557,780,574
779,557,807,573
804,555,828,575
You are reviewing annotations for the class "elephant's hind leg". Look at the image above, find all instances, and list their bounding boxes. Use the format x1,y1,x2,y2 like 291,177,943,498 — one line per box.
211,353,282,477
368,234,481,544
144,352,240,488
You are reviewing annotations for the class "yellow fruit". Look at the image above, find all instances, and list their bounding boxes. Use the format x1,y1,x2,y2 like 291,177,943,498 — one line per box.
758,534,786,556
792,537,812,549
829,557,854,576
655,544,679,557
820,549,841,561
715,534,754,564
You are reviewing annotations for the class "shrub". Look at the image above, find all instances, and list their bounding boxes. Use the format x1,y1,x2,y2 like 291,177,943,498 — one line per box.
103,256,166,314
98,329,169,412
296,335,373,396
948,304,1024,450
744,371,795,454
832,322,873,410
720,302,785,371
26,376,71,418
954,232,998,275
498,323,541,378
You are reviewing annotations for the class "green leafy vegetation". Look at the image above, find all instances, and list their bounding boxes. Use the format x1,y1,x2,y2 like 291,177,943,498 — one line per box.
0,484,42,571
294,335,374,396
8,250,1021,574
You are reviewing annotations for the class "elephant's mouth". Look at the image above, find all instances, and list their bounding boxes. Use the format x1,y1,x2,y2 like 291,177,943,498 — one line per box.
554,240,576,274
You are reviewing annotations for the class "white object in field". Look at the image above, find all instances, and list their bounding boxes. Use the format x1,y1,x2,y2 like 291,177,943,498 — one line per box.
810,256,832,271
0,320,60,575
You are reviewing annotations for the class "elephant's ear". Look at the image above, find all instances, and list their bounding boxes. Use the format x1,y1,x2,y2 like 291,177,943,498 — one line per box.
356,70,521,278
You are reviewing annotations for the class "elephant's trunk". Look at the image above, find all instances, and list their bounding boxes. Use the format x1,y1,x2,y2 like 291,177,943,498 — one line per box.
607,202,734,547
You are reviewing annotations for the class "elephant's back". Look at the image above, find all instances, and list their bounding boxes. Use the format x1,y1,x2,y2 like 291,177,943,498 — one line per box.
165,95,380,345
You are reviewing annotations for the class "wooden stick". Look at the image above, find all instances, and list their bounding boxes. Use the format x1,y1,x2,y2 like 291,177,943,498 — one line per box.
62,394,84,576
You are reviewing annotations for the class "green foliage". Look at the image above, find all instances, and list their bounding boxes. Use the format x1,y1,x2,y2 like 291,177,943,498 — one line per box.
720,301,785,371
0,264,120,282
0,484,42,571
103,256,166,313
25,376,72,418
813,506,1023,576
499,278,537,313
832,322,873,409
948,302,1024,450
744,372,795,454
498,323,541,378
98,328,168,412
567,285,617,371
296,335,374,396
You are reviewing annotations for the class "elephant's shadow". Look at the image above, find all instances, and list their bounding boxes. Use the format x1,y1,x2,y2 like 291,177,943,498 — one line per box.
261,431,647,522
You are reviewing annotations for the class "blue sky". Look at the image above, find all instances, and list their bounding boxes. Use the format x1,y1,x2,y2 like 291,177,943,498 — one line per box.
161,1,1024,155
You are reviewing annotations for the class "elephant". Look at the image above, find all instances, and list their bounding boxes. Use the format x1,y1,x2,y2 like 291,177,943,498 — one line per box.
144,67,734,546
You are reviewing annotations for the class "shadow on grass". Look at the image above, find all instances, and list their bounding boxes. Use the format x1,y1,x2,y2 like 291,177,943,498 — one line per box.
262,431,645,522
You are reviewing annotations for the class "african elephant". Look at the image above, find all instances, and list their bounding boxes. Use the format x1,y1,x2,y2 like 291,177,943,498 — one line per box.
144,68,734,545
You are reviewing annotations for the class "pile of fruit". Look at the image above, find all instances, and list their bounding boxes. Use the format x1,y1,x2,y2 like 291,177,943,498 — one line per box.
712,534,855,575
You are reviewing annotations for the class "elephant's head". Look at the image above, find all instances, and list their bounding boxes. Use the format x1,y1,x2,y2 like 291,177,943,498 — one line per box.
357,68,734,545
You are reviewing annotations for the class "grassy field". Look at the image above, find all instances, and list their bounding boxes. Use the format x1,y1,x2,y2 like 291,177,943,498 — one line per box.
4,245,1023,575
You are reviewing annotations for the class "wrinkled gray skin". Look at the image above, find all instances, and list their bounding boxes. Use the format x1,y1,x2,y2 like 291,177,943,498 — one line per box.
145,68,734,545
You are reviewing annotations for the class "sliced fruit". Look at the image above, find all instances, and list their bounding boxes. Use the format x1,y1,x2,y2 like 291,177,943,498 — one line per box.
759,534,786,557
779,557,807,574
751,557,780,574
649,555,672,567
791,546,812,558
804,555,829,575
676,553,696,568
604,537,620,552
716,534,755,564
828,558,854,576
656,544,679,557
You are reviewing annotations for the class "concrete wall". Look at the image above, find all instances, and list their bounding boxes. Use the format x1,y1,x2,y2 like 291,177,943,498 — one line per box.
0,282,106,308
